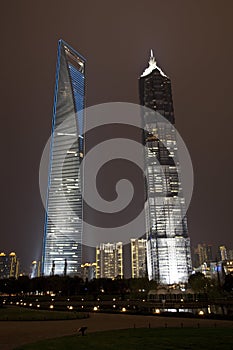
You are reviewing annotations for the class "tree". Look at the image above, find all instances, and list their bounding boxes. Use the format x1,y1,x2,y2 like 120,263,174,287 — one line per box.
188,272,209,293
223,273,233,293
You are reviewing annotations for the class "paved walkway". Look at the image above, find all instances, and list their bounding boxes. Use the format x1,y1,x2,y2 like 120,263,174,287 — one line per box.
0,313,233,350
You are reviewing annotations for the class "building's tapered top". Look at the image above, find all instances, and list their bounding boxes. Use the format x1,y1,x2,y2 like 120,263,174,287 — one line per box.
141,49,167,78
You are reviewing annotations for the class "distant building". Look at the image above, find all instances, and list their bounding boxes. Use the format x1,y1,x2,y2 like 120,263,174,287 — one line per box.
224,260,233,275
227,249,233,260
194,262,211,278
131,238,147,278
96,242,123,279
9,252,19,278
148,286,195,303
210,260,233,285
219,246,228,261
0,252,19,279
193,243,213,267
30,260,41,278
0,253,8,279
81,262,96,281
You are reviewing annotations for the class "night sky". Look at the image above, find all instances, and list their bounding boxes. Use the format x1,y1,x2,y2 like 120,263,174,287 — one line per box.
1,1,233,272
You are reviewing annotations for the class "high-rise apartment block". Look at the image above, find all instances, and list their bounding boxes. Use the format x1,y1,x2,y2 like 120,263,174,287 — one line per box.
96,243,123,279
0,252,19,279
219,245,228,261
131,238,147,278
193,243,213,267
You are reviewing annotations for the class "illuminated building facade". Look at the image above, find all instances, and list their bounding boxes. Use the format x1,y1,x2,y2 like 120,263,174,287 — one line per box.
42,40,86,276
0,252,19,279
81,262,96,281
219,245,228,261
211,260,233,285
193,243,213,267
0,253,8,279
131,238,147,278
30,260,41,278
96,243,123,279
139,51,192,284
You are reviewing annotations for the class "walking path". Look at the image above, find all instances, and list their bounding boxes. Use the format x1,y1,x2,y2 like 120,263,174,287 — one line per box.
0,313,233,350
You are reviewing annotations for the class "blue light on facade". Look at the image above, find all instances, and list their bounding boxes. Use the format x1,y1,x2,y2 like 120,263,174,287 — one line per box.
42,40,86,276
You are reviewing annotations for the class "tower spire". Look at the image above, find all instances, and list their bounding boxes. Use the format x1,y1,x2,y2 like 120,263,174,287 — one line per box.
149,49,156,66
141,49,168,78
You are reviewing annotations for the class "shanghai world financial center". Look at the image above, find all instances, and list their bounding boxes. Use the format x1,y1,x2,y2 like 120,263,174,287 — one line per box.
42,40,85,276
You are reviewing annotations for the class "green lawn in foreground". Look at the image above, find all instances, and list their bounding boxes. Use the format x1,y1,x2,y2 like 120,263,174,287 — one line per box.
14,328,233,350
0,306,87,321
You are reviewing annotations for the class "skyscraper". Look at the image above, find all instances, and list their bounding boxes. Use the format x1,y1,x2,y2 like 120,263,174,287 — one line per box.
0,252,19,279
193,243,213,267
0,253,8,279
42,40,86,276
139,51,192,284
96,242,123,279
131,238,147,278
219,245,228,261
30,260,41,278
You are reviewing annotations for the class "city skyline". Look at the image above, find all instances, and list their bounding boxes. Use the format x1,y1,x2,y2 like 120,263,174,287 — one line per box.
1,240,233,279
1,1,233,271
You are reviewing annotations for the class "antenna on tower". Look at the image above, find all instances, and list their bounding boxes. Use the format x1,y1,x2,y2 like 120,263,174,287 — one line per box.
149,49,156,65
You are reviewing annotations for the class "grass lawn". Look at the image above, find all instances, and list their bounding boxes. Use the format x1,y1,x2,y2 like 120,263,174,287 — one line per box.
0,306,88,321
14,327,233,350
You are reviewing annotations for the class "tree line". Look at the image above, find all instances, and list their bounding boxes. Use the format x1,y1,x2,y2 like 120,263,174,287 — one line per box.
0,273,232,298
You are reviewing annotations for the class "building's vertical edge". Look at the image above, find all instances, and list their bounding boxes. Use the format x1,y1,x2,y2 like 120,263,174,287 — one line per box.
42,40,62,276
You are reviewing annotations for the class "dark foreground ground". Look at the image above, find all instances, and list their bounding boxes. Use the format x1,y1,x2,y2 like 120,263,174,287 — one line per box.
15,328,233,350
0,313,233,350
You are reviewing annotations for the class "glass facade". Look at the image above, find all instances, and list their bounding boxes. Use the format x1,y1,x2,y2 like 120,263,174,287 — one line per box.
139,52,192,284
42,40,86,276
